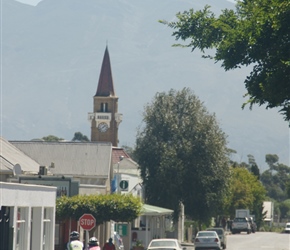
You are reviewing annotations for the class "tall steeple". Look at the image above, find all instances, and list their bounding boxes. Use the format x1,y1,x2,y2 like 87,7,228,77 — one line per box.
95,46,115,97
88,46,123,146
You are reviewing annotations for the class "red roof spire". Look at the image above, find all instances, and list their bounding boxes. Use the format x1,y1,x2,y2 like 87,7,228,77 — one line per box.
95,46,115,96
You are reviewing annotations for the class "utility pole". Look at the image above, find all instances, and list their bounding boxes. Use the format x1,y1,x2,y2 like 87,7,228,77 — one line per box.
117,156,124,193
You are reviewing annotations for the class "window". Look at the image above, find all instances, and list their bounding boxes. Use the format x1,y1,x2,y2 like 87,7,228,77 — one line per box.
16,207,28,250
42,208,53,250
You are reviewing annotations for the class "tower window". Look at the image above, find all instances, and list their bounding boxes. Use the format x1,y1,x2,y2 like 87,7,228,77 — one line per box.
100,103,109,112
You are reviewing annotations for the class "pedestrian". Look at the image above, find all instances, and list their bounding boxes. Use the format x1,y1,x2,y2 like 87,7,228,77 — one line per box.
222,217,226,230
88,237,101,250
103,238,116,250
67,231,84,250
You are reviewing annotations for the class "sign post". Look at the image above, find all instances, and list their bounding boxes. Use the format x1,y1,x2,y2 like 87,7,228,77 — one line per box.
79,214,96,247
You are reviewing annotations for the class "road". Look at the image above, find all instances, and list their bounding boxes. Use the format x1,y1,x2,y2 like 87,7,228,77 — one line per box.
226,231,290,250
184,232,290,250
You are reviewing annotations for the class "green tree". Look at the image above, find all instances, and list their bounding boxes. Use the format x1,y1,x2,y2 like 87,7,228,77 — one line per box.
160,0,290,121
261,154,290,201
225,167,266,228
135,88,230,225
247,154,260,179
56,194,142,224
72,132,90,142
42,135,64,141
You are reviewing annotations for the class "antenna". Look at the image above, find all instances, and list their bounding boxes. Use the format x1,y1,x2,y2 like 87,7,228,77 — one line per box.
13,164,22,176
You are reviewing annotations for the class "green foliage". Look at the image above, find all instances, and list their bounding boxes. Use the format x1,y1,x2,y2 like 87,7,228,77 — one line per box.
224,166,266,227
56,194,142,224
261,154,290,201
160,0,290,121
42,135,64,141
135,88,230,223
72,132,90,142
279,199,290,220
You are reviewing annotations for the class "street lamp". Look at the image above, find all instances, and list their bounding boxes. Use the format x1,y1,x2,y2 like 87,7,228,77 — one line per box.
117,156,124,193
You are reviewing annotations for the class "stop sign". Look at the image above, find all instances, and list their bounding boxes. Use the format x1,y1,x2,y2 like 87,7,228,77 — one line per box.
79,214,96,231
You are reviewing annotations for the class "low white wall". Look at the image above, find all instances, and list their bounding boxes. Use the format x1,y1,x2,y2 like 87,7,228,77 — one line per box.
0,181,56,207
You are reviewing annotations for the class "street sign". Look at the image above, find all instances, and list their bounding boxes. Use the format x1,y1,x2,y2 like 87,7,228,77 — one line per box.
119,180,129,191
79,213,96,231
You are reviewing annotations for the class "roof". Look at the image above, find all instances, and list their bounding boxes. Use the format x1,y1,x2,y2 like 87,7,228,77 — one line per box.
10,141,112,177
112,147,140,175
141,204,173,216
95,46,115,97
112,147,131,164
0,137,39,174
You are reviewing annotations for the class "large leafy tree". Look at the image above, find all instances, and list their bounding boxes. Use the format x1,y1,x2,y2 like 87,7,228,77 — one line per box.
160,0,290,121
260,154,290,201
135,88,230,224
225,166,266,228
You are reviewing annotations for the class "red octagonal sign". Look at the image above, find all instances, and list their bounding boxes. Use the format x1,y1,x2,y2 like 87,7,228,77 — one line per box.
79,213,96,231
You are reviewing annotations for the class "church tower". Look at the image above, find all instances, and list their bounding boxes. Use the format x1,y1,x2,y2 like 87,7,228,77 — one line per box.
88,46,122,146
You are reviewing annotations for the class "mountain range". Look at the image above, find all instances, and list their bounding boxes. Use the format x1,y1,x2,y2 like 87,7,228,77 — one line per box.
2,0,289,171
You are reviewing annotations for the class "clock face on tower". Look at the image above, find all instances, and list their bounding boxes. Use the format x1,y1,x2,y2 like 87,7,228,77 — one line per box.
98,122,108,132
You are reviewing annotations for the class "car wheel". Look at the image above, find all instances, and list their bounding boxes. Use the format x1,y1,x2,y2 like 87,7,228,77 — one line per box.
247,230,251,234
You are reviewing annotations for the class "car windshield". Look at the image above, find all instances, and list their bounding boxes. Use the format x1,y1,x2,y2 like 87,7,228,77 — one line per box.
197,232,216,237
234,218,247,222
150,241,177,247
207,229,223,235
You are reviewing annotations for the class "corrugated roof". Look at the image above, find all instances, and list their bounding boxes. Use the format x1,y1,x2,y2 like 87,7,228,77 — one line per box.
0,137,39,174
10,141,112,177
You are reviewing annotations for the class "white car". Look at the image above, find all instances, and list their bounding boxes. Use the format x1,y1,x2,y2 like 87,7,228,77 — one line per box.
194,231,221,250
284,222,290,233
147,238,185,250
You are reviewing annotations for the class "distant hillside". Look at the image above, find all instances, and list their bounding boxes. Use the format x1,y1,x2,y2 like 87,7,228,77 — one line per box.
2,0,289,170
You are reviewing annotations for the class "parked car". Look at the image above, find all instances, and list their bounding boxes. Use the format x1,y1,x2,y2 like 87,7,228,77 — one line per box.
147,238,185,250
284,222,290,233
206,227,227,249
194,231,221,250
231,217,251,234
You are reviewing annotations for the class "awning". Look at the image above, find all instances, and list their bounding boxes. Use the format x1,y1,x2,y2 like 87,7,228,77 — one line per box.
141,204,173,216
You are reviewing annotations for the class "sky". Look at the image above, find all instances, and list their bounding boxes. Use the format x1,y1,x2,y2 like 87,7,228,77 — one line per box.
5,0,289,171
16,0,237,6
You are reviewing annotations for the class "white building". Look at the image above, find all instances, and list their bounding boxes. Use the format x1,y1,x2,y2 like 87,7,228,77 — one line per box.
0,182,56,250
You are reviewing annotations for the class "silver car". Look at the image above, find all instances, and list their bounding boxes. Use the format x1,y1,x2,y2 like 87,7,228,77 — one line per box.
206,228,227,249
194,231,221,250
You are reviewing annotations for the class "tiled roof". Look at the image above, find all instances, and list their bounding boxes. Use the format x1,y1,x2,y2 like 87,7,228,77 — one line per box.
112,147,140,176
112,147,131,164
10,141,112,177
0,137,39,174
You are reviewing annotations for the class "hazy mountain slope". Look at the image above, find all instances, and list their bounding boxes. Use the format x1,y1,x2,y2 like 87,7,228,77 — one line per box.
2,0,289,170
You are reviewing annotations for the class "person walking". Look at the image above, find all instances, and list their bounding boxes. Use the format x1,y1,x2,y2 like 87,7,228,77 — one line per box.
67,231,84,250
103,238,116,250
88,237,101,250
